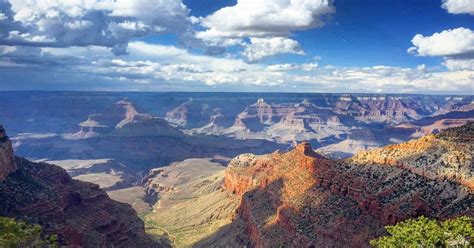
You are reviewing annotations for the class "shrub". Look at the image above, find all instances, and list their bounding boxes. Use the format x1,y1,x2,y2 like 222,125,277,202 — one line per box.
370,216,473,247
0,217,58,248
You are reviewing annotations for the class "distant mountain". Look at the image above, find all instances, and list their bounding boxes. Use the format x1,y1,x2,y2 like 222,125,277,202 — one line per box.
10,97,283,190
1,92,472,188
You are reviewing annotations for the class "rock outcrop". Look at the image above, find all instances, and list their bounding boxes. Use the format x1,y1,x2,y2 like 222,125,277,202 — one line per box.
116,98,153,129
350,122,474,189
0,125,16,181
410,118,474,138
0,125,156,247
212,124,474,247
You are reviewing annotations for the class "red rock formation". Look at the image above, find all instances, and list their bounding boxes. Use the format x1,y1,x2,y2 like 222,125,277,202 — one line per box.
0,126,156,247
350,122,474,189
0,157,157,247
220,124,473,247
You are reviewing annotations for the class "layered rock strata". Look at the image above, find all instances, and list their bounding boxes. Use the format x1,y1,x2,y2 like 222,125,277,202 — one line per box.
218,125,473,247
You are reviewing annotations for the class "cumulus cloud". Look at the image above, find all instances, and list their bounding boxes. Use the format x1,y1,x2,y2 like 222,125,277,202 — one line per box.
197,0,334,40
442,0,474,15
266,62,318,71
1,0,333,62
408,27,474,72
0,0,191,54
407,2,474,73
106,0,189,31
1,0,471,93
443,59,474,71
291,65,473,93
408,27,474,57
1,41,473,93
242,37,305,62
194,0,334,60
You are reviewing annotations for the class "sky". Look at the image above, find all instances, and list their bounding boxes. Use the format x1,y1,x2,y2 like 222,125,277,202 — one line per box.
0,0,473,94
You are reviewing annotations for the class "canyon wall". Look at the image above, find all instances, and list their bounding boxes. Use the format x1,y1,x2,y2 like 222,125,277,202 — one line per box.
221,125,473,247
0,127,156,247
0,126,16,181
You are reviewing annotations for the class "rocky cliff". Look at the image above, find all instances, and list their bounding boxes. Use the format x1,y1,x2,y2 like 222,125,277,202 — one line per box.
334,95,424,123
0,126,16,181
350,122,473,189
0,128,156,247
209,124,474,247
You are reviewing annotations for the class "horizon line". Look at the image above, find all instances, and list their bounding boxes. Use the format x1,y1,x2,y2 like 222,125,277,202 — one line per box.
0,90,472,96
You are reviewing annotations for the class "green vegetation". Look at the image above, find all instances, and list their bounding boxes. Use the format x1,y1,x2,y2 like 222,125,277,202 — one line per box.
142,217,174,247
0,217,58,248
371,216,473,248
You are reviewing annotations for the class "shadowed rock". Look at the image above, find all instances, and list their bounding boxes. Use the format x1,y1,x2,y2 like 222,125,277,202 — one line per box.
0,125,16,181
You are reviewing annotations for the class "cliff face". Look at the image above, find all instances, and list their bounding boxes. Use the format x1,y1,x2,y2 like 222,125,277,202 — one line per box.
219,125,474,247
223,143,387,247
333,95,423,123
0,157,156,247
0,128,16,181
229,99,348,140
0,128,156,247
350,122,473,189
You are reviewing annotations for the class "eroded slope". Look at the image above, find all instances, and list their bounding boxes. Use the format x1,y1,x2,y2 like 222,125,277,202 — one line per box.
198,124,473,247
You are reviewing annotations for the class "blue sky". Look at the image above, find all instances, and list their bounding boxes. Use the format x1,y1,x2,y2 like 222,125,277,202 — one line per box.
0,0,473,93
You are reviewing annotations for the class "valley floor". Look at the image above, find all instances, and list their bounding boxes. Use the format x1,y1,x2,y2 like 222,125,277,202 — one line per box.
108,158,240,247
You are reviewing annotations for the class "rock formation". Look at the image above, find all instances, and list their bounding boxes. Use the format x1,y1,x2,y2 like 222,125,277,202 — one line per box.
0,125,16,181
165,100,231,129
334,95,423,123
0,126,156,247
116,98,153,129
350,122,474,189
410,118,474,138
199,124,474,247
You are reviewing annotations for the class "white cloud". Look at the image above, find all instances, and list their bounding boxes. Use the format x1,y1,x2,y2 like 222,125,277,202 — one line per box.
1,0,191,54
196,0,334,41
8,30,56,43
2,41,472,93
301,62,319,71
443,59,474,71
408,27,474,57
442,0,474,15
1,0,332,65
408,27,474,72
127,41,252,73
105,0,189,32
266,62,318,71
290,65,474,93
242,37,305,62
266,63,298,71
65,20,93,30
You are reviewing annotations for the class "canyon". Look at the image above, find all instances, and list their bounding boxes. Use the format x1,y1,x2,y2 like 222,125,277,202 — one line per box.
136,123,473,247
0,128,158,247
0,92,473,247
3,93,472,183
210,124,472,246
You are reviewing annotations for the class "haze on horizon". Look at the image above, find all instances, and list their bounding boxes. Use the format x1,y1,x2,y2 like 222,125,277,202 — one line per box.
0,0,473,94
